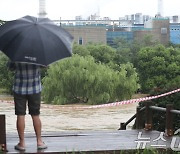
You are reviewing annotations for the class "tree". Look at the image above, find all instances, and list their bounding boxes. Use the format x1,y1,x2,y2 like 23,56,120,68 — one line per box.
111,35,160,67
0,52,14,93
134,44,180,131
72,43,90,57
86,44,116,64
42,55,139,105
137,44,180,93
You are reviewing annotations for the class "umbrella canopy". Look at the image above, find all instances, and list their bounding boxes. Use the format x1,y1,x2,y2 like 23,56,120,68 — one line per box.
0,15,74,66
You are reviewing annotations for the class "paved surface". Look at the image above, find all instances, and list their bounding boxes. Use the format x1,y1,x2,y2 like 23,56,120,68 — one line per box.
5,130,180,153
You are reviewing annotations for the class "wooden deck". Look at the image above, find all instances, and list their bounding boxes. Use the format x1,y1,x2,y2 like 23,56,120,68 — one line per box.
5,129,180,153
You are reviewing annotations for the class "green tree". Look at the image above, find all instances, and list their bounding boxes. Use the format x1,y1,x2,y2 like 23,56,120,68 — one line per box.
72,43,90,57
86,44,116,64
112,35,159,67
0,52,14,93
133,45,180,132
42,55,139,105
137,44,180,93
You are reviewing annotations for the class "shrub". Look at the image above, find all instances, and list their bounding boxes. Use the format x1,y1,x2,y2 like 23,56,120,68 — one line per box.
42,55,139,105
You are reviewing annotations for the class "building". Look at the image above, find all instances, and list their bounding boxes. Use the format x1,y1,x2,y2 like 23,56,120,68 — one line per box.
172,16,179,23
59,17,180,46
142,17,170,45
64,26,106,45
170,23,180,44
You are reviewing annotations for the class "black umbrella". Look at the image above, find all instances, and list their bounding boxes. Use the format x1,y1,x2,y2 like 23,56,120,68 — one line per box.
0,15,73,66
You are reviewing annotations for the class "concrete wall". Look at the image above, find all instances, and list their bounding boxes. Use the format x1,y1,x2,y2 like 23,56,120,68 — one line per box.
151,18,170,45
142,18,170,45
134,30,154,41
64,27,106,45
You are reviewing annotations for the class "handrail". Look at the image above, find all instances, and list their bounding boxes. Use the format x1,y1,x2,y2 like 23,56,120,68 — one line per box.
171,109,180,114
150,106,166,112
150,106,180,114
119,102,180,136
124,106,146,126
119,106,145,130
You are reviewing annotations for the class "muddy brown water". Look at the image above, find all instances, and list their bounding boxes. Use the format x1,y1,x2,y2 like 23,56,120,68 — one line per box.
0,95,138,133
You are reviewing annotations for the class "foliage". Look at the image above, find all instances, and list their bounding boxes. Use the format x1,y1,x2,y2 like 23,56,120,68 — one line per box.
111,35,159,66
137,44,180,93
73,43,138,73
42,55,139,105
134,44,180,131
73,43,90,57
0,52,14,93
86,44,117,65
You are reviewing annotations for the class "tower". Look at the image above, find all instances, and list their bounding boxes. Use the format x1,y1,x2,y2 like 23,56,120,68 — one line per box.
38,0,47,18
157,0,163,17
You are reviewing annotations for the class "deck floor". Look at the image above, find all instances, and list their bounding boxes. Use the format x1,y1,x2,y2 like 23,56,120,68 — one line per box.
5,129,180,153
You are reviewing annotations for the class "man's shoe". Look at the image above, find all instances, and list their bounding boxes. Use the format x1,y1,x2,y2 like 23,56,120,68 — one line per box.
37,143,47,150
14,144,25,151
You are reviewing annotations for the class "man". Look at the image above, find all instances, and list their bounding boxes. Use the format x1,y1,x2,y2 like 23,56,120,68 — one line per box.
9,62,47,151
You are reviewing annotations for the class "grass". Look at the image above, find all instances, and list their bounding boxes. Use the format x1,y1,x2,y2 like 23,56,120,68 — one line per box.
132,93,149,99
0,88,7,94
65,149,180,154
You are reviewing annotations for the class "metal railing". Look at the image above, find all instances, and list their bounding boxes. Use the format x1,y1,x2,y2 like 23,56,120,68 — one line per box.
119,101,180,136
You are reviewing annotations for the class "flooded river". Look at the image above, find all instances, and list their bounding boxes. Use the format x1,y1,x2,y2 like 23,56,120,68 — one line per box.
0,95,138,133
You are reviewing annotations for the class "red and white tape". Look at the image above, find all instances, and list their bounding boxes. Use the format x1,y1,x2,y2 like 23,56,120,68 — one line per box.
0,99,14,104
0,88,180,109
79,88,180,109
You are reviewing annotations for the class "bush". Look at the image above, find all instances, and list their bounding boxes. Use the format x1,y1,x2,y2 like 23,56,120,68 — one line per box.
42,55,139,105
0,52,14,94
137,45,180,93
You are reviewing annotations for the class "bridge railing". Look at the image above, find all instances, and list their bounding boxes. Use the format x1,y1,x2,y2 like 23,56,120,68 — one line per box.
119,101,180,136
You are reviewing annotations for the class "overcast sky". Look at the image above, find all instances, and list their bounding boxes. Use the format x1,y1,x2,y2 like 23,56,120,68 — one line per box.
0,0,180,21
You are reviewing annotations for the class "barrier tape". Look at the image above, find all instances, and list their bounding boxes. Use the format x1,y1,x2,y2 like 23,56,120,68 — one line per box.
0,88,180,109
79,88,180,109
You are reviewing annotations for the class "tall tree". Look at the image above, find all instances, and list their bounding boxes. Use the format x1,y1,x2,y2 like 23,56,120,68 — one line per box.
137,44,180,93
42,55,139,105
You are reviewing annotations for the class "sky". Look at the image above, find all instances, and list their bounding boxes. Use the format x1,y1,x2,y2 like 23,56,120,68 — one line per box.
0,0,180,21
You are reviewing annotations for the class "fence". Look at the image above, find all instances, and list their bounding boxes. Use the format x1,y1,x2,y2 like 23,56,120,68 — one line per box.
119,101,180,136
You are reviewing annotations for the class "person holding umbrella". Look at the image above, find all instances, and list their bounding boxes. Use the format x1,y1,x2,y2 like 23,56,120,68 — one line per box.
0,15,73,151
8,62,47,151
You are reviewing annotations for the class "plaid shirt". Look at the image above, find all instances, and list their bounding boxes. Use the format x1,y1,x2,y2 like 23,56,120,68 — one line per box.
13,63,42,95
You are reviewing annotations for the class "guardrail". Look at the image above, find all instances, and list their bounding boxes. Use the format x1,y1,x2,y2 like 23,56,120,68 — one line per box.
119,101,180,136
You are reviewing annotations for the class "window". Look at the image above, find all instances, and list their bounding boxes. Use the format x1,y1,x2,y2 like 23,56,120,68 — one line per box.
79,37,83,45
161,28,167,34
